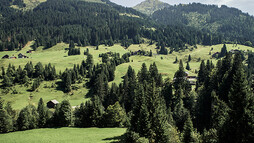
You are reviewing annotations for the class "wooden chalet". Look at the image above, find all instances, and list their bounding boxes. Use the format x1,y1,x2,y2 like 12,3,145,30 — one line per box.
2,55,9,59
47,100,59,108
18,53,29,58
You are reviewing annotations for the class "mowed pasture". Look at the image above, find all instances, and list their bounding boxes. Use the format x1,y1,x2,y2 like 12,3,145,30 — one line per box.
0,127,126,143
0,42,253,110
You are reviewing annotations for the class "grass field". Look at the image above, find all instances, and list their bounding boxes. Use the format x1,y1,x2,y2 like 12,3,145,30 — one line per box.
0,127,126,143
0,42,253,110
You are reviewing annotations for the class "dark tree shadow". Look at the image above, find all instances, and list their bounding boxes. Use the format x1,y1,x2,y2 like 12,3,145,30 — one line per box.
102,134,126,143
55,80,65,92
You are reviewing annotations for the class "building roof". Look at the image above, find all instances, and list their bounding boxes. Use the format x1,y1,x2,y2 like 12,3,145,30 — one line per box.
50,100,59,104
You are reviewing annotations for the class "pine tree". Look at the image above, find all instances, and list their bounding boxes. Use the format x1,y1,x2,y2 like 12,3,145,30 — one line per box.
3,75,12,87
218,44,227,58
69,40,75,49
0,108,13,133
64,72,72,93
103,102,126,127
186,62,191,70
149,50,152,57
31,78,40,91
183,114,199,143
161,78,173,108
196,60,207,90
188,54,192,62
37,98,48,128
86,54,94,70
220,53,254,142
138,63,149,83
34,62,44,78
17,105,39,130
174,57,178,63
174,60,191,96
56,100,72,127
173,96,189,131
1,67,5,78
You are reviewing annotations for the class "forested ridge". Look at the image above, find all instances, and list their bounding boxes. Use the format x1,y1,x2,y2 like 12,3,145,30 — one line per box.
152,3,254,47
0,0,227,52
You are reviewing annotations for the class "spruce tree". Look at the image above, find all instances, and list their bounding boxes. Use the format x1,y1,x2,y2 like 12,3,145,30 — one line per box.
196,60,207,90
0,109,13,133
186,62,191,70
37,98,48,128
218,44,227,58
64,72,72,93
56,100,72,127
103,102,126,127
17,105,39,130
1,67,5,78
174,60,191,96
220,53,254,142
210,91,229,131
183,114,199,143
3,75,12,87
188,54,192,62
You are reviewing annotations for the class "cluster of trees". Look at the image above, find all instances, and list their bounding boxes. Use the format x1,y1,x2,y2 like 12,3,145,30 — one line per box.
1,62,57,90
125,52,254,142
129,49,153,57
68,41,81,56
61,51,130,93
68,48,81,56
0,97,127,133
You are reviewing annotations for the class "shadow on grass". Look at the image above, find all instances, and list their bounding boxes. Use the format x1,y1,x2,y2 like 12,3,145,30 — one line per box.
102,134,126,143
55,81,65,92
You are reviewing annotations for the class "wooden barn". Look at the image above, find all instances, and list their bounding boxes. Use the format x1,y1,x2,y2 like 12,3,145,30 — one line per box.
2,55,9,59
18,53,29,58
47,100,59,108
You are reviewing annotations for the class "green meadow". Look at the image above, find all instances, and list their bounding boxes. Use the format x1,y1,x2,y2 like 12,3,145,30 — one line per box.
0,42,253,110
0,127,126,143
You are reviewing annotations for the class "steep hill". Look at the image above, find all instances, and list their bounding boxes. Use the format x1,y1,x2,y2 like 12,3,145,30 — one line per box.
152,3,254,46
133,0,170,15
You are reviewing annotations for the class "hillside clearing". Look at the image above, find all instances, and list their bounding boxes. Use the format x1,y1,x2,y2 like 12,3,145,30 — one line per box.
0,127,126,143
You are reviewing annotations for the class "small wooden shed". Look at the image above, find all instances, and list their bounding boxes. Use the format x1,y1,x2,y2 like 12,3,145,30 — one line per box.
47,100,59,108
2,55,9,59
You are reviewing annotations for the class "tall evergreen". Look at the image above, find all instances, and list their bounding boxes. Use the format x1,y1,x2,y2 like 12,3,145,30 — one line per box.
37,98,49,128
218,44,227,58
220,53,254,142
196,60,207,90
0,108,13,133
183,114,199,143
17,105,39,131
55,100,72,127
3,75,12,87
174,60,191,96
186,62,191,70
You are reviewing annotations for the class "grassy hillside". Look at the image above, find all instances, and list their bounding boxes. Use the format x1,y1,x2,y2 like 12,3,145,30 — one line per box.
0,127,126,143
133,0,170,15
12,0,105,10
1,42,253,110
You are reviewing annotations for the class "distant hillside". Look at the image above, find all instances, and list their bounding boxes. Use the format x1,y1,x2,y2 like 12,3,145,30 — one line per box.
133,0,170,15
152,3,254,46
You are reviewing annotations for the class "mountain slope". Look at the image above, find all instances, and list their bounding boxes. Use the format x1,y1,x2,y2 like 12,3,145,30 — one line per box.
133,0,170,15
152,3,254,46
